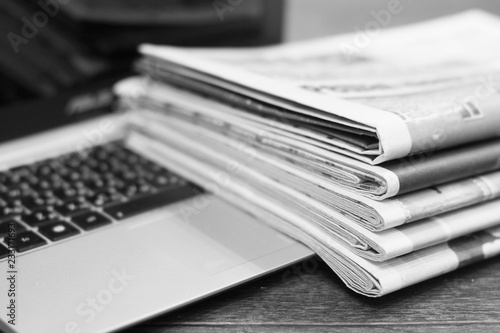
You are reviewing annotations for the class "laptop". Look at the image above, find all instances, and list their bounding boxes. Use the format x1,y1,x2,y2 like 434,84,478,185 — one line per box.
0,81,313,333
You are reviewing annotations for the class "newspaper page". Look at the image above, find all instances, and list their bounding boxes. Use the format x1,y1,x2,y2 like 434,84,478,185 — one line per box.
121,79,500,200
141,96,500,232
139,10,500,165
126,131,500,297
132,108,500,262
132,82,500,231
382,172,500,228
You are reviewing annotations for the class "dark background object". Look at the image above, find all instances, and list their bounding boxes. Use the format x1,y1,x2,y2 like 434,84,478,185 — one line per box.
0,0,284,143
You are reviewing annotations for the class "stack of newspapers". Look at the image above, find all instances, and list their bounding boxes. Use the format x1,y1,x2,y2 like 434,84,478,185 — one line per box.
116,11,500,297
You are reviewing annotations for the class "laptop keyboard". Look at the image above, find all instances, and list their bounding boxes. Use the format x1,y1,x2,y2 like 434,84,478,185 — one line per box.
0,141,200,259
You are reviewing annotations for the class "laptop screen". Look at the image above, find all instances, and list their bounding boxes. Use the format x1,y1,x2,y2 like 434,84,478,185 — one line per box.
0,73,124,144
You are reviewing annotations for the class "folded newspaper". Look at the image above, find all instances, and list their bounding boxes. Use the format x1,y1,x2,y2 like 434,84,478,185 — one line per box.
126,82,500,200
113,10,500,296
124,131,500,297
119,108,500,262
131,91,500,231
137,10,500,166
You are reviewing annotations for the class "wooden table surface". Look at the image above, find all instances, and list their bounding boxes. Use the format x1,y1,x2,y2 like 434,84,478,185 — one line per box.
124,256,500,333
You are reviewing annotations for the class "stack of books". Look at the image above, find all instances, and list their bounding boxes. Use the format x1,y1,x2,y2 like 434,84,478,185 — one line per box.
116,11,500,297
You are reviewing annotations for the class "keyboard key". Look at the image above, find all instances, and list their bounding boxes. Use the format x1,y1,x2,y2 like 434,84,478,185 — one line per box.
104,177,125,191
0,184,8,196
84,157,99,169
84,178,107,191
23,174,40,186
95,161,112,173
0,172,9,183
4,173,23,186
108,157,125,171
32,179,52,191
0,220,26,238
104,184,199,220
54,187,81,201
92,148,110,161
11,231,47,252
121,181,154,198
34,163,53,177
72,211,112,231
21,195,59,211
151,175,184,189
134,166,155,182
5,184,32,200
0,244,9,259
63,170,82,182
111,147,129,160
125,154,141,165
0,205,25,220
88,190,122,207
118,169,139,181
55,199,90,216
79,167,99,181
38,221,80,242
47,175,65,189
50,163,72,178
64,154,85,169
22,208,59,226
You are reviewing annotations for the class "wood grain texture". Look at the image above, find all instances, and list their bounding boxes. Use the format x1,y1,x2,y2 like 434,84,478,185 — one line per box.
121,256,500,332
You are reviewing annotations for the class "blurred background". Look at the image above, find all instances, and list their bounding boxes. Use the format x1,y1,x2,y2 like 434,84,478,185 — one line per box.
285,0,500,41
1,0,500,110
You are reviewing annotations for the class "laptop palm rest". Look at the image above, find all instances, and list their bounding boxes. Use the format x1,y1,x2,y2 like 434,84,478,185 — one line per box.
0,196,312,333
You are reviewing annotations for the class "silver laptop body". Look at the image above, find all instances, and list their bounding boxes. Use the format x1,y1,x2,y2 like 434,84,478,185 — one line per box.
0,113,312,333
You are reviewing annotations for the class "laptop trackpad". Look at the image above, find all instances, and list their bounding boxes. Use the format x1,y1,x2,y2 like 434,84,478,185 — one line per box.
127,196,297,275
